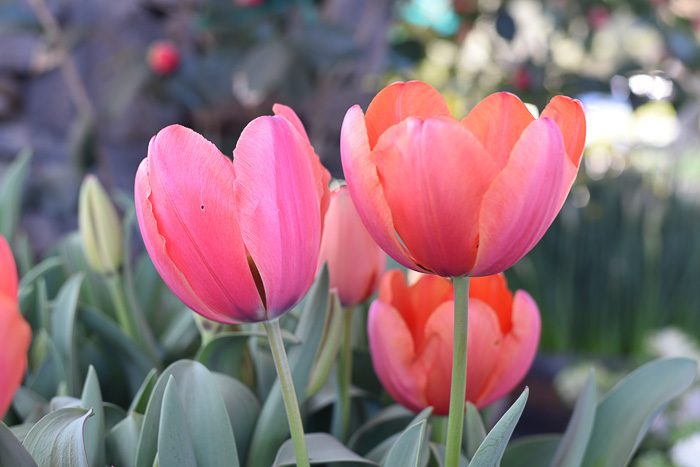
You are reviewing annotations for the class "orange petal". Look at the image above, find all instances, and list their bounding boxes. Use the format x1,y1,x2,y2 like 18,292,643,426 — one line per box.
0,236,18,300
340,105,425,272
465,299,504,405
365,81,451,149
469,273,513,332
471,118,567,276
0,296,31,418
541,96,586,167
373,117,498,276
461,92,534,169
474,290,540,407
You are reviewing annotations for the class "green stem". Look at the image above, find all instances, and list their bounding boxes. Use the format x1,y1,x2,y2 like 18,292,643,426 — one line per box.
445,276,470,467
265,320,310,467
337,307,354,441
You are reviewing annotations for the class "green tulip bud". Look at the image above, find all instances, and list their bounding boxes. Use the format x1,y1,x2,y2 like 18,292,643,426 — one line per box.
79,175,123,274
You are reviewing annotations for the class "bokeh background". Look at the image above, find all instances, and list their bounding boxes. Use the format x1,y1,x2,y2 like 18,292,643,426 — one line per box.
3,0,700,463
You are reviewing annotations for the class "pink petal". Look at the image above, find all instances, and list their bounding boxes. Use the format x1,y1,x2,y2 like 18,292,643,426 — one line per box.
464,299,504,405
474,290,540,407
340,105,426,272
0,296,30,418
135,125,265,323
0,236,17,300
541,96,586,168
317,187,386,307
233,116,326,317
272,103,306,137
461,92,535,169
368,299,426,412
471,118,567,276
373,117,498,277
364,81,451,149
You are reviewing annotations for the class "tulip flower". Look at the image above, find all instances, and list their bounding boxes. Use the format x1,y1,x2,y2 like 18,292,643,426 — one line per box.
0,236,31,418
341,80,585,278
368,269,540,414
135,104,330,324
135,104,329,467
318,185,386,307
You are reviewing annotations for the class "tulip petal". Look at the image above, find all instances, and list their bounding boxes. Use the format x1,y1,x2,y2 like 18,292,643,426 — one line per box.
233,116,326,317
0,236,18,300
364,81,451,149
340,105,426,272
461,92,535,169
272,103,306,137
373,117,498,276
541,96,586,167
0,296,31,418
368,300,425,412
464,299,504,405
475,291,540,407
469,274,513,332
414,301,453,415
136,126,265,323
471,118,567,276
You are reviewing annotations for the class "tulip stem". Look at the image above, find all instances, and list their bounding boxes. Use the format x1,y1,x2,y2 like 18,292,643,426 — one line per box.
335,306,354,441
445,275,470,467
265,319,310,467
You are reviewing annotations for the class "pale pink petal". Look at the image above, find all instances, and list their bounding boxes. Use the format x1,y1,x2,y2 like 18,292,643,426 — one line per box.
0,236,18,300
461,92,534,169
474,291,540,407
272,103,307,137
471,118,567,276
233,116,325,318
464,299,504,404
368,299,426,412
340,105,426,272
373,117,498,276
135,126,265,323
364,81,451,149
0,296,30,418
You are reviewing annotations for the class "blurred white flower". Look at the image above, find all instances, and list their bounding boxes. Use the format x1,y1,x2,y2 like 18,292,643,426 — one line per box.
671,433,700,467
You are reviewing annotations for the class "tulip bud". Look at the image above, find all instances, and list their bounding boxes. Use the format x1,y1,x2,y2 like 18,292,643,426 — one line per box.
147,40,180,76
79,175,123,275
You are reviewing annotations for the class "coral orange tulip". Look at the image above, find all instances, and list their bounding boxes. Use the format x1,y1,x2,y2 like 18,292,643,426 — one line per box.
341,80,585,277
317,185,386,307
0,236,31,418
135,105,330,323
368,269,540,413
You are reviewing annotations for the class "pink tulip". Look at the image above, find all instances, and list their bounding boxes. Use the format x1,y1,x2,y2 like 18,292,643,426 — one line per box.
317,186,386,307
341,80,585,277
368,269,540,414
135,105,330,323
0,236,31,418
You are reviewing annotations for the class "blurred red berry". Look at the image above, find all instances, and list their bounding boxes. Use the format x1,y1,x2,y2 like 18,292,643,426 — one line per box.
235,0,263,6
148,41,180,76
513,66,531,90
588,6,610,31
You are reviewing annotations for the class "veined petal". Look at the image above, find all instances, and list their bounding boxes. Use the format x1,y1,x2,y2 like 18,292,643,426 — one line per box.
0,296,30,418
461,92,535,169
475,290,540,407
365,81,451,149
136,126,264,323
471,118,567,276
233,116,325,317
373,117,498,277
0,236,18,300
340,105,426,272
368,299,425,412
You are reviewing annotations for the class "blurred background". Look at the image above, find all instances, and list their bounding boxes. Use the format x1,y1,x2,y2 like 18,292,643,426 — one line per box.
2,0,700,462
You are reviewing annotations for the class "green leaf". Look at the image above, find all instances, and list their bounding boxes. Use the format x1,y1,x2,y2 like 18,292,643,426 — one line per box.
273,433,377,466
80,366,105,467
106,413,143,467
0,423,37,467
551,371,596,467
214,373,260,463
129,369,158,414
429,443,468,467
306,292,343,396
135,360,240,467
469,388,529,467
383,419,429,467
348,405,413,455
0,148,31,239
501,435,561,467
463,403,486,460
50,274,84,395
195,331,255,381
22,407,92,467
157,377,197,467
581,357,697,467
246,268,330,467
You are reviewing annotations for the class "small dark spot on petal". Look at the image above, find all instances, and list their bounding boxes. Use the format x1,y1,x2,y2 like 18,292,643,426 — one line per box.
200,204,205,211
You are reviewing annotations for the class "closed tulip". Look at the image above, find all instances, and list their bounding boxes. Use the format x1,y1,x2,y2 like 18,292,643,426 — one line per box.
318,185,386,307
135,104,330,323
368,269,540,413
0,236,31,418
341,80,585,277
